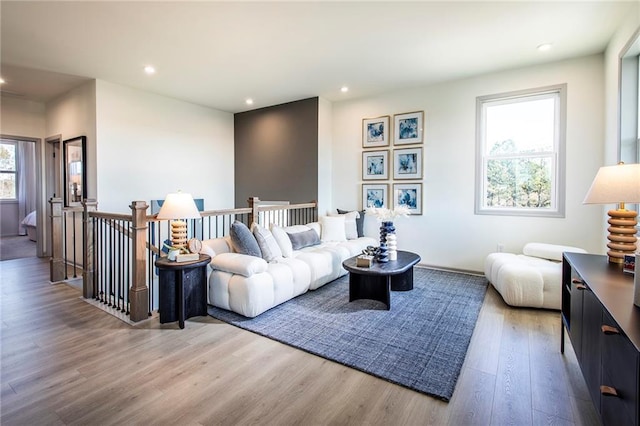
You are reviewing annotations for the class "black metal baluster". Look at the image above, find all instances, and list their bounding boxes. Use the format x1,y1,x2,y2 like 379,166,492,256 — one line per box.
72,211,77,278
96,219,102,301
63,210,68,280
108,219,115,307
101,219,105,304
119,219,124,311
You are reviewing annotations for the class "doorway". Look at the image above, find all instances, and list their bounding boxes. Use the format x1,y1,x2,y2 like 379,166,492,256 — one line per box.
0,136,42,260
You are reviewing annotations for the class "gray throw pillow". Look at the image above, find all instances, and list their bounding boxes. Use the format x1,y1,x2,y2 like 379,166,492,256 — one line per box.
337,209,365,237
230,221,262,258
287,229,321,250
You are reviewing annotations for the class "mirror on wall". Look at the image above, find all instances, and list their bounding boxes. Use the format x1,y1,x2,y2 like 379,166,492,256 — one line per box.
63,136,86,207
619,27,640,165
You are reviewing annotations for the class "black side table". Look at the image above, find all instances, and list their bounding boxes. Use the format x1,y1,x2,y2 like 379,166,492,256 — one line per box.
155,254,211,329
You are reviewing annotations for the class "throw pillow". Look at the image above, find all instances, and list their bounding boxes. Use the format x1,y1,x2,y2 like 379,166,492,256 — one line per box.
337,209,365,237
329,211,359,240
229,221,262,258
252,223,283,262
319,216,347,242
271,224,294,258
287,229,321,250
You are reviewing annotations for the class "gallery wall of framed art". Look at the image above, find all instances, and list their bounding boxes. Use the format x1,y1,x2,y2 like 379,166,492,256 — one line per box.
361,111,425,214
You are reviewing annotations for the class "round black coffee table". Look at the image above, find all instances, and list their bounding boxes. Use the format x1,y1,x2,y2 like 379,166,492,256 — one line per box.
342,250,421,310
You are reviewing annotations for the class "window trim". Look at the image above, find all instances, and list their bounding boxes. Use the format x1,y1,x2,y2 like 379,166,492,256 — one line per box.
474,84,567,218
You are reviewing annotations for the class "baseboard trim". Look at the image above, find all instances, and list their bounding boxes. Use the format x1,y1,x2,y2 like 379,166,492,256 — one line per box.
416,263,484,277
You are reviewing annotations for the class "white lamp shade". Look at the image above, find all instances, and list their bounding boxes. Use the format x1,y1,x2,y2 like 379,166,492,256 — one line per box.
156,192,201,220
583,163,640,205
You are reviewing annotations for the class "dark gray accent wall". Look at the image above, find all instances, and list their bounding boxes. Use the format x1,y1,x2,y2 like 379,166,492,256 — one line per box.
234,97,318,207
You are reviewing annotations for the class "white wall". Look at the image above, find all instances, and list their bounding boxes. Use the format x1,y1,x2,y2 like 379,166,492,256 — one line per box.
332,55,605,272
1,97,46,137
602,11,640,251
0,97,46,238
95,80,234,213
605,9,640,165
47,80,98,199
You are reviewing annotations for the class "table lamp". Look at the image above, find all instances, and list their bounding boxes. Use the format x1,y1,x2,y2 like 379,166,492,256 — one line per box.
156,191,201,249
583,163,640,264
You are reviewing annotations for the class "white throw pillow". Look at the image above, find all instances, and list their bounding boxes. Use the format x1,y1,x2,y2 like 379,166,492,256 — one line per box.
319,216,347,242
271,224,294,258
329,211,359,240
252,223,283,262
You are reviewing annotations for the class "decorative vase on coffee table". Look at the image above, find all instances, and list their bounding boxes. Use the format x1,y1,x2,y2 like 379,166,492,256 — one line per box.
386,234,397,261
378,221,395,263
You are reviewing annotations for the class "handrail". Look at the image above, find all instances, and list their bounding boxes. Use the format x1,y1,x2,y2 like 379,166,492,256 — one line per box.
201,207,253,216
91,212,134,221
257,202,316,212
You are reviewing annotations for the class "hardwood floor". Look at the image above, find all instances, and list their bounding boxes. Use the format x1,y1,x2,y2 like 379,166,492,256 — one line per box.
1,257,600,425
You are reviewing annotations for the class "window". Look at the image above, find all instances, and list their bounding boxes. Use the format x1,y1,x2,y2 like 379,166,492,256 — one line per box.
0,142,17,200
475,84,566,217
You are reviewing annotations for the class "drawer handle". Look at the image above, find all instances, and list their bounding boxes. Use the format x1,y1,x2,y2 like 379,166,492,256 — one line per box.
572,278,584,284
575,284,587,290
601,325,620,335
600,385,618,397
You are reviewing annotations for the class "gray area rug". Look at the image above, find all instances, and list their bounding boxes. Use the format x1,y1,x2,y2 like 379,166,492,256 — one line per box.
208,267,488,401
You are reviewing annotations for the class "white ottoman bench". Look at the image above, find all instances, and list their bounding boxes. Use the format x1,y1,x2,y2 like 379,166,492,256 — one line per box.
484,243,587,310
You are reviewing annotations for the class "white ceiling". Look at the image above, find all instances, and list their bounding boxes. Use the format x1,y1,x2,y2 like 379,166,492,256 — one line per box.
1,1,637,113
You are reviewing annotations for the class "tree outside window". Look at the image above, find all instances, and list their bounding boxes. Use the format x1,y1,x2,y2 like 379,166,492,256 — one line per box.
0,142,17,199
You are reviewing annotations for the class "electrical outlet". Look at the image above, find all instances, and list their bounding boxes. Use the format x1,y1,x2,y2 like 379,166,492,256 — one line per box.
497,243,504,252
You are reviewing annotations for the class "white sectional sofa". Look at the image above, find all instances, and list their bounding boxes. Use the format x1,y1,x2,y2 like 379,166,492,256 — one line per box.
204,214,377,317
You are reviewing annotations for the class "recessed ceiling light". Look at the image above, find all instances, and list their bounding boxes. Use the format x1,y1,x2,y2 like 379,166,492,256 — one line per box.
0,77,5,84
537,43,553,52
144,65,156,75
341,86,349,93
245,98,254,105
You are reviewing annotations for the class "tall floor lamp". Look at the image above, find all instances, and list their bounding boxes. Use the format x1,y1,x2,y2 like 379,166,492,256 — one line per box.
156,191,201,249
583,163,640,264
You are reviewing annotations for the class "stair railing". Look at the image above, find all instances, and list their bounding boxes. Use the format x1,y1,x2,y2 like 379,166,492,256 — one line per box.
50,196,317,322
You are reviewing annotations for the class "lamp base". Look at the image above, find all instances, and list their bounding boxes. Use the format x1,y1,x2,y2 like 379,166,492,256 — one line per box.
170,220,188,249
606,209,638,264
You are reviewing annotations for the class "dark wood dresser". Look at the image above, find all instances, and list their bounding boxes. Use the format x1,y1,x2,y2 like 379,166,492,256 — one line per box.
561,252,640,425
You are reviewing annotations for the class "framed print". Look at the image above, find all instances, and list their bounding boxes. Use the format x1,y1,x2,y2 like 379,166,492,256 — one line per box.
362,184,389,209
362,150,389,180
393,147,423,180
362,116,390,148
394,111,424,145
63,136,87,207
393,183,422,215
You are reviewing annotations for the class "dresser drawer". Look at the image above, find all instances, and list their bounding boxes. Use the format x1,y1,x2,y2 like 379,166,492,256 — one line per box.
600,311,639,425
